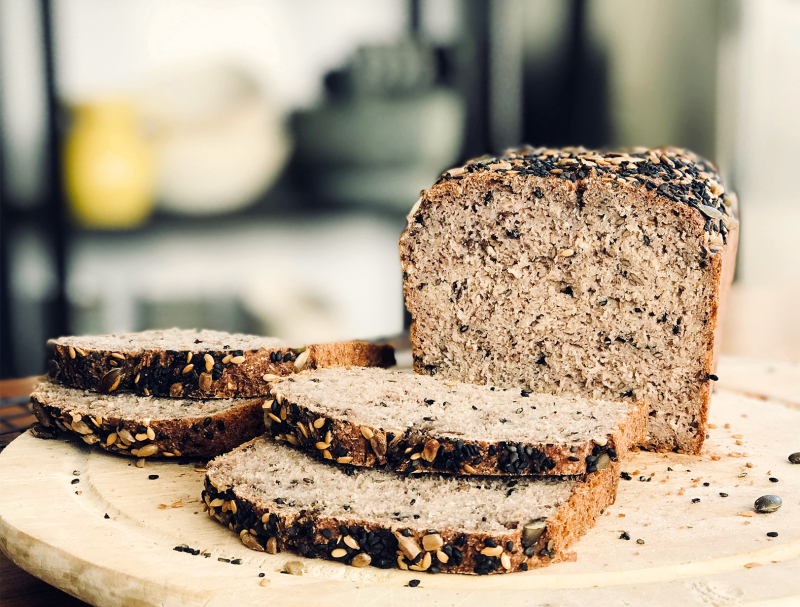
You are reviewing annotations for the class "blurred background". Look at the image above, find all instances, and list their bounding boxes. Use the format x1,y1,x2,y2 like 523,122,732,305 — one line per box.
1,0,799,379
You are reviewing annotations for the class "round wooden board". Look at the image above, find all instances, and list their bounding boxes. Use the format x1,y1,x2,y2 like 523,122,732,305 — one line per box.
1,359,799,607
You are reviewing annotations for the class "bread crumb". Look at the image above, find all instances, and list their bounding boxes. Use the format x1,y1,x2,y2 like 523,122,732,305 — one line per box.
724,423,731,429
738,512,755,518
158,504,168,509
708,424,717,429
743,562,760,568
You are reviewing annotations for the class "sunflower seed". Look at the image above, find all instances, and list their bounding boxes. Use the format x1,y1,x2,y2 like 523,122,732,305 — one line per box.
136,444,158,457
293,349,310,372
422,533,443,551
422,439,440,462
198,372,212,391
755,495,782,513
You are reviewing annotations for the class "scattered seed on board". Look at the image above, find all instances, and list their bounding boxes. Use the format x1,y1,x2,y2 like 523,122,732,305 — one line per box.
767,532,778,538
408,579,421,587
789,452,800,465
755,495,782,513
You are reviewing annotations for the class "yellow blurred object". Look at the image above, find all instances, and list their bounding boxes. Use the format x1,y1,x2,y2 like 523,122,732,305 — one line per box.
65,101,155,229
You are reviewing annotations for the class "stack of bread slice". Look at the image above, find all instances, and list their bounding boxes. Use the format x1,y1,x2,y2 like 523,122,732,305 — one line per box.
31,329,395,458
203,367,646,574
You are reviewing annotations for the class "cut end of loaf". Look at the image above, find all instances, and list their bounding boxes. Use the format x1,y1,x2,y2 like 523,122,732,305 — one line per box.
400,146,738,454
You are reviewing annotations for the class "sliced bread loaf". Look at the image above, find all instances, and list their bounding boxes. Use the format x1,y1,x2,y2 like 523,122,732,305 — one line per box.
203,436,619,574
47,329,395,399
266,367,646,475
30,380,267,458
399,146,739,454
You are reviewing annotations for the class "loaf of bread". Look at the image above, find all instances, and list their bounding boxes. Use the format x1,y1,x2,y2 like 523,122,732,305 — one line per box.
266,367,646,475
203,436,620,574
30,380,267,458
400,146,738,454
47,329,395,399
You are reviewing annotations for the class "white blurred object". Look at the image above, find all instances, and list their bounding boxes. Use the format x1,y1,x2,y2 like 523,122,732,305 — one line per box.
140,64,290,215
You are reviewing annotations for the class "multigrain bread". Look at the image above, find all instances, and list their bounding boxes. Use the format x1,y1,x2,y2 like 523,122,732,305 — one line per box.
203,436,620,574
47,329,395,399
266,367,646,476
399,146,739,454
30,380,267,458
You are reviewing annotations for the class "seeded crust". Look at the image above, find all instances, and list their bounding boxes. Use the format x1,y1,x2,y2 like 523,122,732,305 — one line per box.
203,436,620,574
29,381,267,459
47,329,396,399
266,367,646,476
399,146,739,455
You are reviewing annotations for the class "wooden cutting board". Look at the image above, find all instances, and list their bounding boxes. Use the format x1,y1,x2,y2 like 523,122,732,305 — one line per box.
1,358,799,607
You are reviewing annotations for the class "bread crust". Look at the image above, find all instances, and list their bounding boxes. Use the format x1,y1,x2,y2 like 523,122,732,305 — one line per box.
203,438,621,575
48,339,395,399
30,392,267,459
399,146,738,455
266,384,647,476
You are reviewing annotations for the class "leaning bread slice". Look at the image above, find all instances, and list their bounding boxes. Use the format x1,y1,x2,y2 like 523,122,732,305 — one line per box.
47,329,395,399
267,367,646,476
204,436,620,574
30,380,267,458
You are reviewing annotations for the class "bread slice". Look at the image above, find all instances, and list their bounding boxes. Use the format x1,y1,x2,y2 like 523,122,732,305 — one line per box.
266,367,646,476
399,146,739,454
203,436,620,574
30,380,267,459
47,329,395,399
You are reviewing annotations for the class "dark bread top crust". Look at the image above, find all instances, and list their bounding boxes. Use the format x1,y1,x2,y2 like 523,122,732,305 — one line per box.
30,382,267,459
409,145,736,248
203,437,620,574
266,368,647,476
46,331,395,399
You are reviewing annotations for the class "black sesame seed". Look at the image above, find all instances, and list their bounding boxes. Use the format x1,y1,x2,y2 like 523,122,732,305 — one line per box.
485,538,497,548
231,558,242,565
769,477,779,483
408,579,421,587
259,572,266,577
148,474,159,480
767,532,778,538
692,498,701,503
104,513,110,519
620,532,630,540
719,493,728,497
203,417,212,427
71,478,80,484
